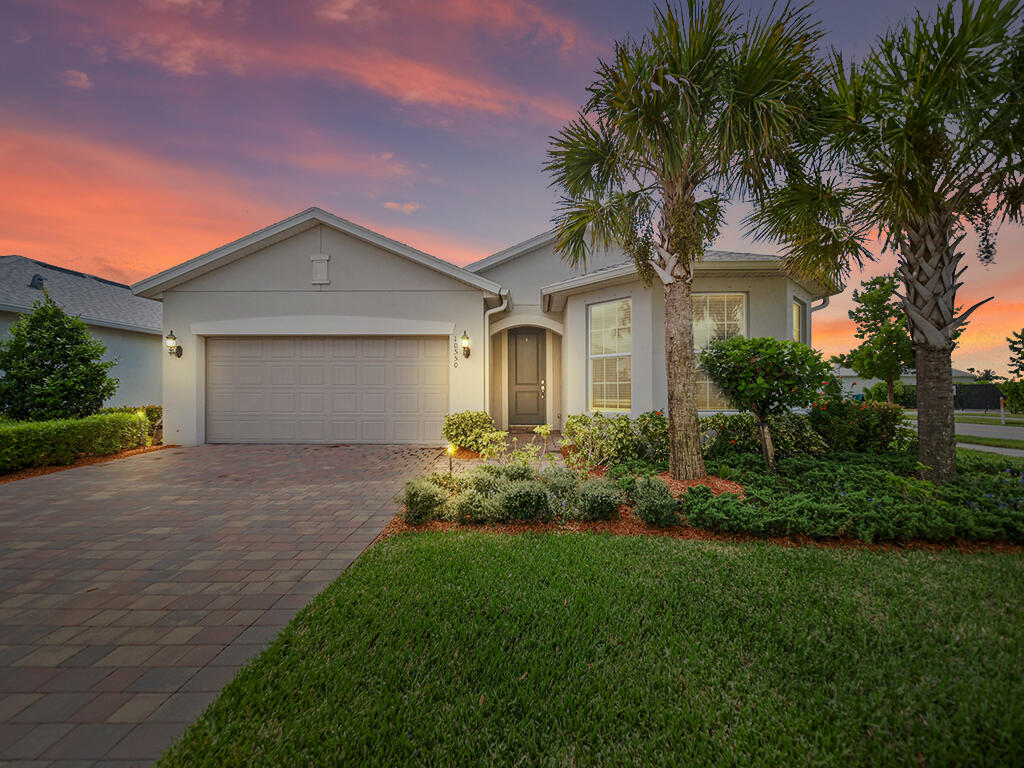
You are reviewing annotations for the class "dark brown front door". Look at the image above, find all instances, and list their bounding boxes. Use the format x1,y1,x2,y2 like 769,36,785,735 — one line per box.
509,327,546,425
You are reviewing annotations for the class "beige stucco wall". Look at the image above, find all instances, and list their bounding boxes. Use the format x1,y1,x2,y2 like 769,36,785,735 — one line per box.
560,274,800,419
0,310,162,408
159,224,490,446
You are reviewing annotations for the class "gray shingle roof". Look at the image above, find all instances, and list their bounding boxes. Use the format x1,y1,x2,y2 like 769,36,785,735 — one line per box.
0,255,161,334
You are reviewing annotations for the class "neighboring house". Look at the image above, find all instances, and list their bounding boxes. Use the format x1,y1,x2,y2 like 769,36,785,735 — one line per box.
133,207,836,446
1,255,163,407
834,366,976,397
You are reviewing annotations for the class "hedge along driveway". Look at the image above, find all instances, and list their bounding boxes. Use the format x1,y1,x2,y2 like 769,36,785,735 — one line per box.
0,412,147,473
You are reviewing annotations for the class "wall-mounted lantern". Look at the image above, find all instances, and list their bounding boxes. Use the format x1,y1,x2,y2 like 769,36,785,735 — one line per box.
165,331,183,358
460,331,471,358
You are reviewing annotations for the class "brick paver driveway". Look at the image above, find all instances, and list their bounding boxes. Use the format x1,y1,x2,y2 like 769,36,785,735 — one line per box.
0,444,444,766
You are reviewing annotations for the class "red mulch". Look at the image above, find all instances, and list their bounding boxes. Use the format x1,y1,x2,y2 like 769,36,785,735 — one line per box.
0,444,174,485
453,447,480,460
378,507,1023,554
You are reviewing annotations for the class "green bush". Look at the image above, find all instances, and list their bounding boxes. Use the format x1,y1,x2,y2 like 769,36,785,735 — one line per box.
561,411,669,469
571,478,622,521
999,381,1024,414
686,452,1024,544
501,463,538,482
541,465,579,498
401,477,449,525
809,399,910,453
424,472,467,494
606,459,665,501
100,405,163,434
0,412,147,473
700,412,827,459
632,476,681,527
496,480,551,521
863,381,917,407
0,291,118,420
442,411,501,452
462,465,509,497
446,489,496,525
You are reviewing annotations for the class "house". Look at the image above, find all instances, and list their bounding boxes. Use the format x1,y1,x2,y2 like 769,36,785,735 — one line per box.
132,207,836,446
834,366,976,397
1,255,163,407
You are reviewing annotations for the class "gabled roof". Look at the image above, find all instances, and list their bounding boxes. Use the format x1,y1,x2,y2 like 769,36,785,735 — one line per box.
133,207,504,299
0,255,161,334
465,230,557,273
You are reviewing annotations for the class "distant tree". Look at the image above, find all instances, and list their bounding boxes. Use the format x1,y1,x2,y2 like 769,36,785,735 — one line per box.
0,291,118,420
966,367,1003,381
834,272,914,404
699,337,831,471
1009,329,1024,377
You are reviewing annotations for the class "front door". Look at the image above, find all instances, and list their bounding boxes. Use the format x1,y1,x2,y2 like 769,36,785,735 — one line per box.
508,327,546,425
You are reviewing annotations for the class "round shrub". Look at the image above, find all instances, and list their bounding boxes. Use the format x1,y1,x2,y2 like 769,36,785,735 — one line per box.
462,466,509,496
496,480,551,522
442,411,498,452
446,489,496,525
572,478,622,521
633,476,681,527
400,477,449,524
501,463,538,482
541,466,579,498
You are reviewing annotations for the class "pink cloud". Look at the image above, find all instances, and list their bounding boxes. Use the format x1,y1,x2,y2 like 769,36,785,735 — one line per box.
60,70,92,90
384,201,422,214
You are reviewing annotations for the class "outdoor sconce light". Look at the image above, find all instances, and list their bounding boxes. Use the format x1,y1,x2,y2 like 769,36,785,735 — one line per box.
460,331,471,358
165,331,183,358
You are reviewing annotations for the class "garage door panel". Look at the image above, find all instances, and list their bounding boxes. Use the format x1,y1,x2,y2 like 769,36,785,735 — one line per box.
206,335,448,444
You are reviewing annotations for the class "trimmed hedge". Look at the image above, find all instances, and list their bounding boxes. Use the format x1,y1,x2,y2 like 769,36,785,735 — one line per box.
0,412,148,473
101,405,162,435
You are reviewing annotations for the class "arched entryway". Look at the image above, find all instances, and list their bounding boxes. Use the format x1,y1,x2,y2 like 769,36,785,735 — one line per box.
488,317,563,430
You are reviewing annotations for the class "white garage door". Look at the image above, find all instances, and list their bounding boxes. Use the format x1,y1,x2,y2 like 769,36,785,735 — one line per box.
205,336,448,444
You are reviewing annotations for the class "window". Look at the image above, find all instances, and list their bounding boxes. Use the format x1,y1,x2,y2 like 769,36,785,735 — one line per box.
792,299,807,343
692,293,746,409
589,298,631,411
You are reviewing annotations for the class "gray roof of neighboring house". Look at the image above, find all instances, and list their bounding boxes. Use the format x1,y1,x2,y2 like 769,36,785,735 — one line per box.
0,255,162,334
834,366,976,380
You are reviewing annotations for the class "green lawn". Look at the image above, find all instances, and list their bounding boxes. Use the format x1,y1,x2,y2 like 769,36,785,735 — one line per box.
160,533,1024,767
956,434,1024,451
956,415,1024,427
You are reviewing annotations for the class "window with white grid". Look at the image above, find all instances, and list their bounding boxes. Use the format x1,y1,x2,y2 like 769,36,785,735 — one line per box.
589,298,632,411
693,293,746,409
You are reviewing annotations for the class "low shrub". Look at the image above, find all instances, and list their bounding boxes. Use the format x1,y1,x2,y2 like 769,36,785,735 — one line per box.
689,452,1024,544
496,480,551,522
541,466,578,498
606,459,665,501
442,411,501,452
501,462,538,482
561,411,669,469
571,478,622,521
0,412,147,474
632,476,681,527
863,381,916,408
808,399,910,453
401,477,449,525
700,412,827,459
424,472,467,494
462,465,509,496
446,489,496,525
100,405,163,434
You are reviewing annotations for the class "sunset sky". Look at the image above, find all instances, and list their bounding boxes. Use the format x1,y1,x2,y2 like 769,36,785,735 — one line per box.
2,0,1021,374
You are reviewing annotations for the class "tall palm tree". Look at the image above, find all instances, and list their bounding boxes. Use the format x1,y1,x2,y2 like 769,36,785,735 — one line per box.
748,0,1023,482
545,0,824,480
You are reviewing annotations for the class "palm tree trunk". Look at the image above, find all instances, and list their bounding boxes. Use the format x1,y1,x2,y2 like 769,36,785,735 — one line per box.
915,345,956,481
897,211,990,483
664,274,706,481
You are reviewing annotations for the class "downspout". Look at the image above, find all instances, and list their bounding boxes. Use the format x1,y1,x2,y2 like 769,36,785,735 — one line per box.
811,297,830,312
483,289,511,415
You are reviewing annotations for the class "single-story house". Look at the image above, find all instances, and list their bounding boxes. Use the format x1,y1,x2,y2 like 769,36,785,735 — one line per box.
834,366,976,397
1,254,163,407
132,207,836,446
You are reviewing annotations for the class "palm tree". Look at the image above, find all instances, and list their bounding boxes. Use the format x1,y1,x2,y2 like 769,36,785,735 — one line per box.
748,0,1023,482
545,0,824,480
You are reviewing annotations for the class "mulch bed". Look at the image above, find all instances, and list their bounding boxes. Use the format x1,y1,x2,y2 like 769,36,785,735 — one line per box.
381,467,1022,554
0,444,174,485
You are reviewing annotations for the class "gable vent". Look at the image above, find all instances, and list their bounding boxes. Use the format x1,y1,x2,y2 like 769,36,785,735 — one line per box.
29,274,46,290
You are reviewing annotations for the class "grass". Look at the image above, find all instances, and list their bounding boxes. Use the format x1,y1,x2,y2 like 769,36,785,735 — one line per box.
956,434,1024,451
956,415,1024,427
160,533,1024,767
